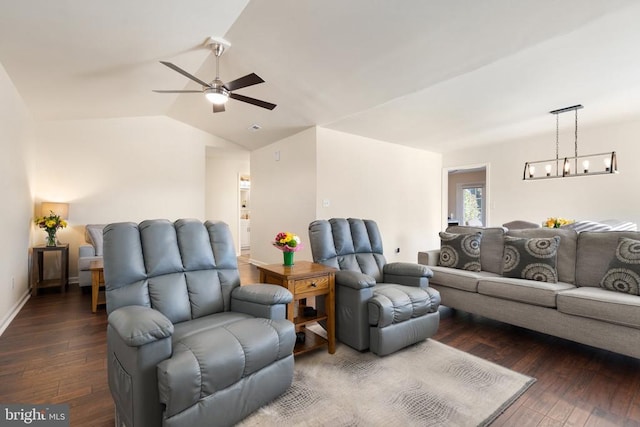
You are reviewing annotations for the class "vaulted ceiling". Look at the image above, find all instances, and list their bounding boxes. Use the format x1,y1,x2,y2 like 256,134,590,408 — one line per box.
1,1,639,152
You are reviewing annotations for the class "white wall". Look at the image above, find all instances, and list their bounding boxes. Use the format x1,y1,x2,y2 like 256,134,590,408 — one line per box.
250,128,317,265
0,62,35,332
205,146,250,253
442,118,640,228
34,116,217,279
250,127,443,265
316,128,443,262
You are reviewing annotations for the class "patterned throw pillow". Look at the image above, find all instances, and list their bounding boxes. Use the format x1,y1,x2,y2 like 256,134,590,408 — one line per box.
438,231,482,272
599,237,640,295
502,236,560,282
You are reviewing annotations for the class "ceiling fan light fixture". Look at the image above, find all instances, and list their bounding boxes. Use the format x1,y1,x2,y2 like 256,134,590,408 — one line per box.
204,87,229,105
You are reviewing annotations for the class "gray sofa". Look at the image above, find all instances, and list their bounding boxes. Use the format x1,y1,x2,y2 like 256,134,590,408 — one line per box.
77,224,106,287
104,219,295,427
418,225,640,359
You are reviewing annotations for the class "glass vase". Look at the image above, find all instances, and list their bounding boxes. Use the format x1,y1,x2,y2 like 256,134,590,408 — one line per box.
283,251,294,266
46,230,57,247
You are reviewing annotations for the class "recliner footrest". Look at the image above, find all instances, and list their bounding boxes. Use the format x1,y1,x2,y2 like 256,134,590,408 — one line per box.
368,285,440,328
157,318,295,418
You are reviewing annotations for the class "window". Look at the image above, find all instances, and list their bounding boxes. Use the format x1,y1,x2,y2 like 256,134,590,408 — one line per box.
457,183,485,226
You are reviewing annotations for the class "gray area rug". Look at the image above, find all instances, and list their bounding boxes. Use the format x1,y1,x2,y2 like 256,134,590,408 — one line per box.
240,338,535,427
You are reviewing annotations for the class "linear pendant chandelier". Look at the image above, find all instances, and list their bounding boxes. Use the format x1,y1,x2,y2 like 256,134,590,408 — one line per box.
523,104,618,180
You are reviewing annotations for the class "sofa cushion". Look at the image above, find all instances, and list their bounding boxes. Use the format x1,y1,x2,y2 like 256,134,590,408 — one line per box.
438,231,482,272
86,224,106,256
576,231,640,287
599,237,640,295
445,226,506,274
507,228,577,284
557,287,640,330
78,255,102,271
502,236,560,283
429,266,499,292
478,277,575,308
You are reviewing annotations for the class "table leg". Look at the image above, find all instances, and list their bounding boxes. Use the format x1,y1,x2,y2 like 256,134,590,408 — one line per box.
327,274,336,354
91,269,100,313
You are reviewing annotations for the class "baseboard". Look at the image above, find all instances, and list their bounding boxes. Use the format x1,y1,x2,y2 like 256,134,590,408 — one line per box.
0,290,30,336
249,258,266,266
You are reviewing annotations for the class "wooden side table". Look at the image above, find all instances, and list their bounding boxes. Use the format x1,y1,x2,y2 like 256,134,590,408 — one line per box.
31,244,69,296
89,260,106,313
257,261,336,355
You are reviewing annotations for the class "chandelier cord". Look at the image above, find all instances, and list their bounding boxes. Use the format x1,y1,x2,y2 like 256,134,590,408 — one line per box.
556,114,560,175
575,109,578,158
574,109,579,171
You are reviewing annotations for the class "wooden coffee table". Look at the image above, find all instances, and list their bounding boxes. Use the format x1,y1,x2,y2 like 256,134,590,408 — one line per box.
257,261,336,355
89,260,106,313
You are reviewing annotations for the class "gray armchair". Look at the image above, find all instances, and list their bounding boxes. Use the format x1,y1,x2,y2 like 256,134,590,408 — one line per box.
308,218,440,356
104,219,295,427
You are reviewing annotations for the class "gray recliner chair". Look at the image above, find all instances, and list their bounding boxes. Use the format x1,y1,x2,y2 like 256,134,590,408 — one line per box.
308,218,440,356
104,219,295,427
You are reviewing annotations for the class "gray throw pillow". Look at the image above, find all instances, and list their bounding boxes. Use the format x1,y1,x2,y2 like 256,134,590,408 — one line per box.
599,237,640,295
502,236,560,283
438,231,482,272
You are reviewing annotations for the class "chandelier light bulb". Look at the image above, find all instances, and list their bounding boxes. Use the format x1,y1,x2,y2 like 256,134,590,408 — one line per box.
545,164,551,177
604,157,611,172
582,160,590,173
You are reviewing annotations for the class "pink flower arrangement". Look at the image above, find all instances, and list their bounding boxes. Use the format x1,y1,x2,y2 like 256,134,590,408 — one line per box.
273,231,302,252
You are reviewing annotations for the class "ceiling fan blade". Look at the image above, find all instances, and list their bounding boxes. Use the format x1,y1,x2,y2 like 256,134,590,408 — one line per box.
152,90,202,93
223,73,264,91
159,61,210,88
229,93,276,110
213,103,225,113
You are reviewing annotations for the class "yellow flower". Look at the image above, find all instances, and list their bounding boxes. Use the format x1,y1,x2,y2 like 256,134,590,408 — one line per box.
544,217,575,228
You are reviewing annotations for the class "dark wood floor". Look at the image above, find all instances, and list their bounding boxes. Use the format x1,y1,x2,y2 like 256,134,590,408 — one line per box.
1,261,640,426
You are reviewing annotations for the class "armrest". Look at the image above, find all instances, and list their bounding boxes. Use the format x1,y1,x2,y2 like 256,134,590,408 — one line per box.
231,284,293,320
417,250,440,267
384,262,433,278
79,244,97,258
231,284,292,305
335,270,377,290
108,305,174,347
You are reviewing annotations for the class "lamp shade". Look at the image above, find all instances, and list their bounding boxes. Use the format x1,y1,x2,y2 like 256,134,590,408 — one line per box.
40,202,69,219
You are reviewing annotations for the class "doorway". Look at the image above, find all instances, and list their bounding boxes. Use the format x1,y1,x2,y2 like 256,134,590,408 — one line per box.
443,165,489,228
239,174,250,256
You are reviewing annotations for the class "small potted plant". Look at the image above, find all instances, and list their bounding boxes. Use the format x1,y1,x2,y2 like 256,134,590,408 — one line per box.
273,231,302,266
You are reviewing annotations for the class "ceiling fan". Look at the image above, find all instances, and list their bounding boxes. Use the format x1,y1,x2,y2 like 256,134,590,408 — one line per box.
153,38,276,113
